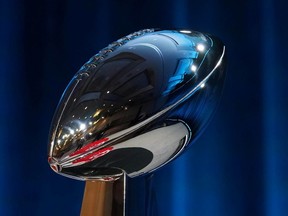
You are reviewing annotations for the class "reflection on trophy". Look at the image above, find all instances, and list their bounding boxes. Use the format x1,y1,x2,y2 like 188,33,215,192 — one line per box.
48,29,226,216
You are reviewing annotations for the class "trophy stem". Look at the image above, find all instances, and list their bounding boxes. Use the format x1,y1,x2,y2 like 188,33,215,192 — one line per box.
80,173,126,216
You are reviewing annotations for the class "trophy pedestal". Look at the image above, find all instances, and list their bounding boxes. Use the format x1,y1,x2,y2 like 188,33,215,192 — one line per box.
81,174,126,216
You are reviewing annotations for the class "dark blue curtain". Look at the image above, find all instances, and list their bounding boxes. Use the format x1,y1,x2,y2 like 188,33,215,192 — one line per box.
1,0,287,215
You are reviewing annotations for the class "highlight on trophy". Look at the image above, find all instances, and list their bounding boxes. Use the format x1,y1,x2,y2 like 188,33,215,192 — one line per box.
47,29,226,215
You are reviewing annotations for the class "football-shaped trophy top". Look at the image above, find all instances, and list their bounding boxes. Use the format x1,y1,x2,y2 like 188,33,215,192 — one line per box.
48,29,226,180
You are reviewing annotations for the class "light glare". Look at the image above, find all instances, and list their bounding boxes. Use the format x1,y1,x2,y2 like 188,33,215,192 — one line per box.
191,65,197,72
180,30,192,34
79,123,86,130
197,44,205,52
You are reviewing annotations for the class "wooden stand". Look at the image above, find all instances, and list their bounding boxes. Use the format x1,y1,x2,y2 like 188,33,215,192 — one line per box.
80,174,126,216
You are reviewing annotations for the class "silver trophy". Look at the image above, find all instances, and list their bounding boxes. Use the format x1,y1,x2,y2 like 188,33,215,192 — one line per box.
48,29,226,216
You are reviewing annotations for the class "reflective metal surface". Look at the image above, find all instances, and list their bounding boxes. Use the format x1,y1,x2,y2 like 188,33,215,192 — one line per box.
48,29,226,180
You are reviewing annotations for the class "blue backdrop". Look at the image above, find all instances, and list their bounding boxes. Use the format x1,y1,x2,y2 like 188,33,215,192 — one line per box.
1,0,288,215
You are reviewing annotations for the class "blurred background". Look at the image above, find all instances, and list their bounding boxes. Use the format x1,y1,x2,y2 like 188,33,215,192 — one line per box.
1,0,287,215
